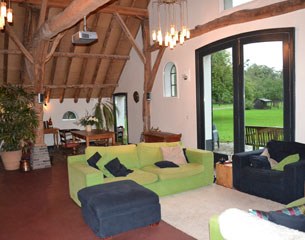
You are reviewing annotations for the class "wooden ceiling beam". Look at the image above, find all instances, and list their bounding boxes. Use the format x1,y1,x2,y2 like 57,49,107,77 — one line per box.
0,49,130,60
98,3,133,99
114,12,146,64
6,25,34,63
191,0,305,39
46,84,118,88
12,0,148,17
45,33,64,62
38,0,48,28
22,83,118,89
53,52,130,60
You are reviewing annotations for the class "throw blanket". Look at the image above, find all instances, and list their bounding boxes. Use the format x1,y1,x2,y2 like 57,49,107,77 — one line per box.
219,208,305,240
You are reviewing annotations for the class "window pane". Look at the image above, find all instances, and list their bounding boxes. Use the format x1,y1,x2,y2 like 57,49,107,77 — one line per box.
171,86,176,97
62,111,77,120
224,0,252,10
164,62,177,98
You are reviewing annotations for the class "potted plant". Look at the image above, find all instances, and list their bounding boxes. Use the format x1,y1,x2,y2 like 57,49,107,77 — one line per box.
93,99,114,131
0,85,38,170
76,112,99,132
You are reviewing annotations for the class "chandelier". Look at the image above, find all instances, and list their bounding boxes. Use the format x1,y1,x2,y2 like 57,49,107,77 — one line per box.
0,0,13,30
151,0,190,49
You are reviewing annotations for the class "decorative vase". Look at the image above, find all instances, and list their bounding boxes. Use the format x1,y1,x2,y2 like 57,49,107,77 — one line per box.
85,125,92,132
0,150,22,171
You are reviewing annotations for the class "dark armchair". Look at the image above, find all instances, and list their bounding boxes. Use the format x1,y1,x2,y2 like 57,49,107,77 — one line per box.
233,140,305,204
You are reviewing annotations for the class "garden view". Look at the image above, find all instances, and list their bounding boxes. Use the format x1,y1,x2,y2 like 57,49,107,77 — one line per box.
211,50,283,142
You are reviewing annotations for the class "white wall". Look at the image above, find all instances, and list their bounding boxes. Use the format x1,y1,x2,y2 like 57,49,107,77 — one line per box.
118,0,305,147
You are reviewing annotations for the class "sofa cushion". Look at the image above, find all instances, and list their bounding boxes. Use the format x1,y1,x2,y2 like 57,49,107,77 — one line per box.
137,142,182,167
104,157,133,177
272,154,299,171
87,152,102,169
267,140,305,162
93,145,140,171
155,161,179,168
104,169,158,185
261,148,278,168
160,146,187,165
141,163,204,180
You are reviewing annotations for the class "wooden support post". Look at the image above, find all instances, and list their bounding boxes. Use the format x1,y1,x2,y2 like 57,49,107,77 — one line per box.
142,19,152,132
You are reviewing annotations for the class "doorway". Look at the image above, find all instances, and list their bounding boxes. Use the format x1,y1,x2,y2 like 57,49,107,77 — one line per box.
196,28,295,154
113,93,128,144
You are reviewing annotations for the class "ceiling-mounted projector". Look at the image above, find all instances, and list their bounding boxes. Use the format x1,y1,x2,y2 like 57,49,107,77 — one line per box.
72,31,98,45
72,15,98,45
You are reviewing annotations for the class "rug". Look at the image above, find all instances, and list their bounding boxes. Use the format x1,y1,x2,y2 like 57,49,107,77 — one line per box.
160,184,284,240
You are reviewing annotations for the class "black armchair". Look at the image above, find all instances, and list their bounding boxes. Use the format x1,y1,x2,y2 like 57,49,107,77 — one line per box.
233,141,305,204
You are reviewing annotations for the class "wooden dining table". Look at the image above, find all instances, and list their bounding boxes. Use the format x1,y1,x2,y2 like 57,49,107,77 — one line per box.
71,129,115,147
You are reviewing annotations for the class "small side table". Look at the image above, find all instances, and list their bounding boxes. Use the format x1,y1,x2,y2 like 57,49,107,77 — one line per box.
216,162,233,189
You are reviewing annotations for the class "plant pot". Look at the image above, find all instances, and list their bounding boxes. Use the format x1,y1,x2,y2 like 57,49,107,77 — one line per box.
0,150,22,170
86,125,92,132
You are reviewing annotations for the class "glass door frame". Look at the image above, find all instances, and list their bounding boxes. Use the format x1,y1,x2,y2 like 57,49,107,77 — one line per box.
195,28,295,153
113,92,129,144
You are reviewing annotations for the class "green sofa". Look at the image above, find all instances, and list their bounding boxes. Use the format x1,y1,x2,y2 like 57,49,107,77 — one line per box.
68,142,214,206
209,197,305,240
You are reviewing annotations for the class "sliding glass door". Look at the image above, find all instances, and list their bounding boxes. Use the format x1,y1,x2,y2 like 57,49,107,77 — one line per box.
243,42,284,151
196,28,295,155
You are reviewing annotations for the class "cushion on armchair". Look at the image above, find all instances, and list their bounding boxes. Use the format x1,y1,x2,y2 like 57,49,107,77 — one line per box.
249,155,271,169
272,154,300,171
268,212,305,232
267,140,305,162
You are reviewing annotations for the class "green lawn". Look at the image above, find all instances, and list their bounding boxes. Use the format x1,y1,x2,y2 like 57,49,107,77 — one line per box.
213,105,283,142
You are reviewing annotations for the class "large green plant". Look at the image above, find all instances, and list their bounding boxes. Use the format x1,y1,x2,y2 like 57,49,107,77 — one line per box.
93,100,114,131
0,85,38,151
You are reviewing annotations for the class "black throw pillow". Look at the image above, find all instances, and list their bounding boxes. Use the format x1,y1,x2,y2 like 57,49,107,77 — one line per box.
268,211,305,232
104,157,133,177
182,148,190,163
155,160,179,168
87,152,102,169
249,155,271,169
267,140,305,162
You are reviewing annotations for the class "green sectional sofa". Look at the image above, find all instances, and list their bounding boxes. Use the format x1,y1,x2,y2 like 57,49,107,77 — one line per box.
68,142,214,206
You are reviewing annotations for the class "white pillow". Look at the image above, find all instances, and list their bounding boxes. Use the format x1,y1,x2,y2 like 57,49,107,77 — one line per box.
261,148,278,168
160,146,187,165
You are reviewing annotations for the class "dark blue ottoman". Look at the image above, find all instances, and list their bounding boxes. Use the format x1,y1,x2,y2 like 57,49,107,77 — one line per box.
78,180,161,238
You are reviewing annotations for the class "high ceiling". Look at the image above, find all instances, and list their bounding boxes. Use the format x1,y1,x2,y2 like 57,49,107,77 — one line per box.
0,0,149,102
